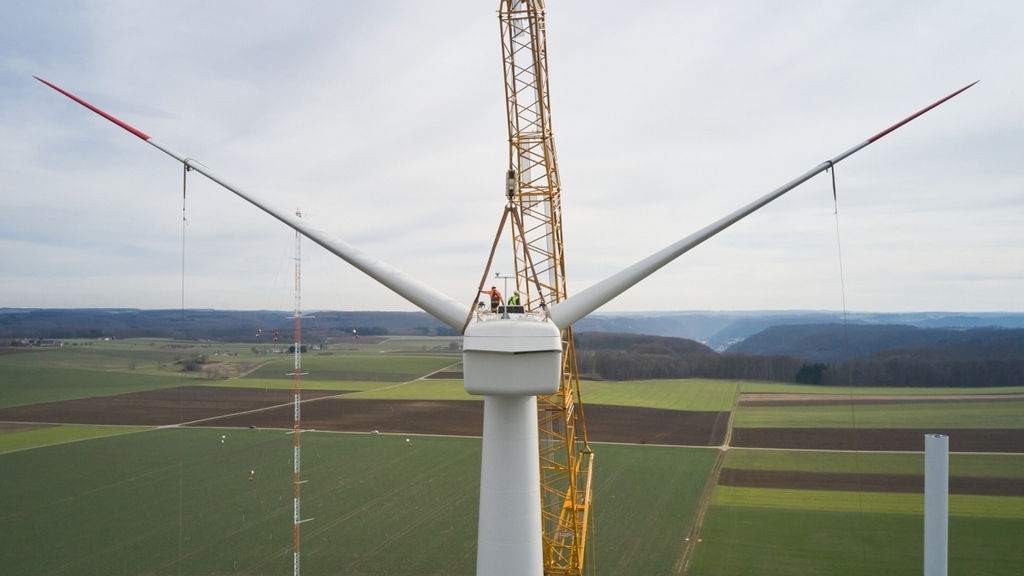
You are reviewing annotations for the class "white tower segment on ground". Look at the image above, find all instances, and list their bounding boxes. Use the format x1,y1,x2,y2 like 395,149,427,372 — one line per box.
37,77,974,576
925,434,949,576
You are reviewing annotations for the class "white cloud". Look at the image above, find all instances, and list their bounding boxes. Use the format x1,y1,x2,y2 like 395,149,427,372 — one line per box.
2,0,1021,314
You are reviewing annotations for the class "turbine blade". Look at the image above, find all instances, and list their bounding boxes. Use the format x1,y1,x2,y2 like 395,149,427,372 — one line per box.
548,82,977,330
37,77,471,332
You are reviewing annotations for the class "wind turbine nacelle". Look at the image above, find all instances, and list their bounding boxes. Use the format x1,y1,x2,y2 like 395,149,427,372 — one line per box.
463,317,562,396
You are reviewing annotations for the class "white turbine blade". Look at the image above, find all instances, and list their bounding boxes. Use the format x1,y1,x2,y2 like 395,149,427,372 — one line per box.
549,82,977,330
171,158,470,331
36,77,471,332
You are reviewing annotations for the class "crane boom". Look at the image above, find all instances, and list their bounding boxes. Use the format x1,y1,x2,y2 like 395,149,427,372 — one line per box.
498,2,593,575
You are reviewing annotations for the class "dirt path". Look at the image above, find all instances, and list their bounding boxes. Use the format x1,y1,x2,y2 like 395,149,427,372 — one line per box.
675,382,741,575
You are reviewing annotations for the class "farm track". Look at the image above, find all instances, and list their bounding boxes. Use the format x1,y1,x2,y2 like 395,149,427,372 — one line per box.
675,382,740,575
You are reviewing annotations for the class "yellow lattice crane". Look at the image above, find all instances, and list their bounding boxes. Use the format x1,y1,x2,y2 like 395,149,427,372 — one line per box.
498,2,594,575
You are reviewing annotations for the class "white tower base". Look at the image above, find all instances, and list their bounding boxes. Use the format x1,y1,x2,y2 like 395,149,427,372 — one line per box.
463,314,561,576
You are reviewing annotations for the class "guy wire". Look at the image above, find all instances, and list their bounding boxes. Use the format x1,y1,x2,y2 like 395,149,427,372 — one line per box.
178,161,192,575
828,164,867,574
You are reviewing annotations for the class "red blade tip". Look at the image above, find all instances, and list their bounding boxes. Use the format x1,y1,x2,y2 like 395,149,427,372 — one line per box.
867,81,978,143
35,76,151,141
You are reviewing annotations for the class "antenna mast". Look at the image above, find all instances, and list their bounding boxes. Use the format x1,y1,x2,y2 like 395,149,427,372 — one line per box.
291,209,305,576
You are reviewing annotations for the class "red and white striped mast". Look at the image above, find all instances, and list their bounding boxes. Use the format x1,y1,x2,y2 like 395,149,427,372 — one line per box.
290,210,307,576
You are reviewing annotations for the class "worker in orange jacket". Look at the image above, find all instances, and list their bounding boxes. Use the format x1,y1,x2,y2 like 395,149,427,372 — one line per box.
480,286,503,313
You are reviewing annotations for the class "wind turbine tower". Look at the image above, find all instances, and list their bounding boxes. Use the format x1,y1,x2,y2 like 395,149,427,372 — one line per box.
35,7,973,574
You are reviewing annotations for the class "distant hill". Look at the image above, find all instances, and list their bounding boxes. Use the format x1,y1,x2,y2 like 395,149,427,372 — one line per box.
727,324,1024,387
0,308,453,342
574,332,802,382
574,311,1024,351
726,324,1024,364
7,308,1024,349
574,332,717,356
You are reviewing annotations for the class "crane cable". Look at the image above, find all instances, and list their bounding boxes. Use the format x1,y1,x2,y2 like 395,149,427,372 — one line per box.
827,163,867,575
177,161,192,576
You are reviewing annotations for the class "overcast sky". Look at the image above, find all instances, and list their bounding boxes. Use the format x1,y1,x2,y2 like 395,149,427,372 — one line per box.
2,1,1021,315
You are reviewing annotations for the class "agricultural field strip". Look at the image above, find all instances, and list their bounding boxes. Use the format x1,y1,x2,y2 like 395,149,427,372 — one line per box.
580,379,739,412
344,380,473,401
740,392,1024,404
733,400,1024,429
174,389,361,427
723,448,1024,477
339,359,465,399
0,344,266,376
0,364,191,408
0,424,153,455
740,382,1024,395
150,438,479,574
711,486,1024,519
689,506,1024,576
348,378,741,409
722,446,1024,458
241,353,458,382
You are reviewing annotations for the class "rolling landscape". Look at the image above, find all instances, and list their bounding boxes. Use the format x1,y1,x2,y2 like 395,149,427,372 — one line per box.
1,321,1021,575
6,0,1021,574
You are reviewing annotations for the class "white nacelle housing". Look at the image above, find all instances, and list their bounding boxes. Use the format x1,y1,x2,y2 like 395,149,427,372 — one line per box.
463,315,562,396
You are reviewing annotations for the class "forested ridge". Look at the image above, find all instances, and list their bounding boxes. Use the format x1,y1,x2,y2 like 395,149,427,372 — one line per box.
576,328,1024,387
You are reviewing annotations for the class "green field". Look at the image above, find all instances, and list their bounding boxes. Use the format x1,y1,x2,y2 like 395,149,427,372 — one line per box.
590,444,718,574
0,365,189,408
724,448,1024,478
0,339,254,374
733,401,1024,429
712,486,1024,519
242,353,459,382
0,430,715,575
741,382,1024,395
690,506,1024,576
2,337,1022,574
581,379,739,411
0,424,152,453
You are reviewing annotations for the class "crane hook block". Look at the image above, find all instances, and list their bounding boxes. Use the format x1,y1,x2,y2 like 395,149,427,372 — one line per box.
505,169,518,200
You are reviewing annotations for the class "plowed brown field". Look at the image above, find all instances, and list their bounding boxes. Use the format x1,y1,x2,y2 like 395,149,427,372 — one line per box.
0,386,729,446
0,386,345,426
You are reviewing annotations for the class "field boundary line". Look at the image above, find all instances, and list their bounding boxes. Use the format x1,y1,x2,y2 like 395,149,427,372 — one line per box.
168,392,345,428
334,360,463,398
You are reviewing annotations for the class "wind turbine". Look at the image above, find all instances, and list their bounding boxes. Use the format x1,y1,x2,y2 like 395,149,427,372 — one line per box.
36,74,973,576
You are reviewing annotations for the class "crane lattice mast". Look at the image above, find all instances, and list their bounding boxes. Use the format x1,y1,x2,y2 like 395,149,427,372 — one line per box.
499,2,594,574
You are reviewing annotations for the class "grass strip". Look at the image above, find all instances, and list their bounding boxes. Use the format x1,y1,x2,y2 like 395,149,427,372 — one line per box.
741,382,1024,395
0,425,152,453
723,449,1024,478
580,379,739,411
0,365,188,408
733,401,1024,429
713,486,1024,518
